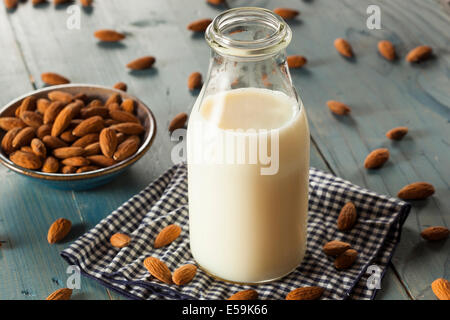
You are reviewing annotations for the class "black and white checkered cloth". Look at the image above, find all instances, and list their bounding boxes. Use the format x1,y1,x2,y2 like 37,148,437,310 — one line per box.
61,163,410,300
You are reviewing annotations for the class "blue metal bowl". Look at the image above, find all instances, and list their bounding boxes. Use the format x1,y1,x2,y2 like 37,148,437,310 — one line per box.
0,84,156,190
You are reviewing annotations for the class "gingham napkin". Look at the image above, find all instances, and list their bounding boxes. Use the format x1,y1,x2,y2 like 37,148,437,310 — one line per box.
61,163,410,300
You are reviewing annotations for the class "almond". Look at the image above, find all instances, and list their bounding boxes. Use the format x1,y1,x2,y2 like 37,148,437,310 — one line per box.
121,99,135,114
386,126,408,140
94,29,125,42
187,18,212,32
1,127,21,154
45,288,72,300
47,218,71,244
126,56,156,70
207,0,223,5
273,8,299,19
228,289,258,300
42,156,59,173
37,98,51,114
397,182,435,200
107,102,121,113
334,249,358,270
54,0,72,5
406,45,432,63
109,122,144,135
323,240,351,256
31,138,46,158
154,224,181,248
334,38,353,58
110,233,131,248
420,226,449,241
109,110,139,123
9,150,42,169
105,93,121,106
112,135,139,161
337,202,357,231
0,117,26,131
378,40,396,61
143,257,172,284
60,130,77,143
72,116,104,137
326,100,351,115
84,142,101,156
169,112,188,132
113,82,127,91
48,91,73,104
51,101,82,136
116,132,126,144
188,72,203,90
81,106,109,119
42,135,68,149
4,0,18,10
80,0,92,7
71,133,99,148
86,155,116,167
431,278,450,300
61,156,90,167
44,101,64,124
20,111,43,128
76,165,99,173
285,286,324,300
61,165,77,174
364,148,389,169
12,127,35,148
53,146,85,159
172,264,197,286
15,96,37,117
99,128,118,158
37,124,52,139
41,72,70,86
21,146,33,153
287,55,307,68
87,99,103,108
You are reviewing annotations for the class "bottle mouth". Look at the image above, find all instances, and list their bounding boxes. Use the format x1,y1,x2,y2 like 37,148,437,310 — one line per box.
206,7,292,58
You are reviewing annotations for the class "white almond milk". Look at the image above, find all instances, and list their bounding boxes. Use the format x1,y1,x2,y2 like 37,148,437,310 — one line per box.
187,87,310,283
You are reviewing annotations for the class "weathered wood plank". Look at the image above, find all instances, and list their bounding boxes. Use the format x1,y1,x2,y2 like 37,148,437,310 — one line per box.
228,0,449,299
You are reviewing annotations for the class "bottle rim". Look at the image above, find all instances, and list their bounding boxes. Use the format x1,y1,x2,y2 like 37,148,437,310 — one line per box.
205,7,292,58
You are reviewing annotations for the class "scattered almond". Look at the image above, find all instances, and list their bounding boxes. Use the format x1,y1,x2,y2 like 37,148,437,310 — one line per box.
126,56,156,70
172,264,197,286
334,249,358,270
286,286,324,300
273,8,299,19
4,0,18,10
326,100,351,115
287,55,307,68
386,126,408,140
397,182,435,200
431,278,450,300
41,72,70,86
406,45,432,63
143,257,172,284
337,202,357,231
323,240,351,256
228,289,258,300
364,148,389,169
420,226,449,241
334,38,353,58
187,18,212,32
110,233,131,248
46,288,72,300
188,72,203,90
169,112,188,132
113,82,127,91
378,40,396,61
94,29,125,42
47,218,71,244
80,0,93,7
154,224,181,249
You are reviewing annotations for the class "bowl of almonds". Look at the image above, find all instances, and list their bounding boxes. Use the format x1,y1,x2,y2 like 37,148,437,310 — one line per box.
0,84,156,190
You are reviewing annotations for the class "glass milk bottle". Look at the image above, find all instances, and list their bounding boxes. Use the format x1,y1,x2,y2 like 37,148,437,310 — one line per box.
187,7,310,284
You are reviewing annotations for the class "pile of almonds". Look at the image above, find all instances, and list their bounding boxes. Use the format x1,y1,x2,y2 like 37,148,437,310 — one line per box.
0,90,145,174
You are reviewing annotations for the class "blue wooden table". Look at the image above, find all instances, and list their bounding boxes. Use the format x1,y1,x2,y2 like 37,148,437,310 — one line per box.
0,0,448,300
